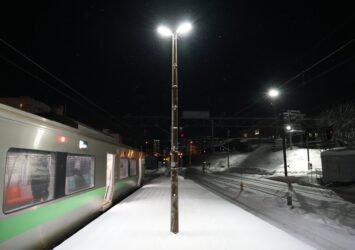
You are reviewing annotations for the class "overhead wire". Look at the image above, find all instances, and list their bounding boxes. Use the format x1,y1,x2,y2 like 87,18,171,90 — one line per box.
279,36,355,89
0,54,91,110
233,11,355,116
234,36,355,116
295,55,355,89
0,37,118,119
0,37,127,129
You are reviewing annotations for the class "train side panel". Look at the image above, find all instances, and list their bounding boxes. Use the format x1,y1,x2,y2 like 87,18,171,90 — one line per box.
0,105,143,249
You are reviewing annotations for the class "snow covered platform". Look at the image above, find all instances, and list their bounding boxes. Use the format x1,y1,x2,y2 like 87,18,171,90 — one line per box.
55,176,314,250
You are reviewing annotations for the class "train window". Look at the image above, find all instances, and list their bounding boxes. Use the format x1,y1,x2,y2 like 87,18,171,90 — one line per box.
129,159,137,176
120,158,129,179
65,155,95,195
3,149,56,213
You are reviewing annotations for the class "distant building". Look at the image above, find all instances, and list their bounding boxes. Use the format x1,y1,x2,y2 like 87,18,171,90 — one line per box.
153,139,160,155
0,97,51,114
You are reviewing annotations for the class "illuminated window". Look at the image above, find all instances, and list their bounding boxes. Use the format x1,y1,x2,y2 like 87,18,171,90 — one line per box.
79,140,88,149
65,155,95,195
130,159,137,176
120,158,129,179
4,149,56,213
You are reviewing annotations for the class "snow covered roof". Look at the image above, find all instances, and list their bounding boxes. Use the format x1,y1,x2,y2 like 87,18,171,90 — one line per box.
321,149,355,156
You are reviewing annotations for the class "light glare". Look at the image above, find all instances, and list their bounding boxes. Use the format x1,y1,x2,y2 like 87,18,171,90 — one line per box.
79,140,88,149
268,88,279,98
157,26,173,37
176,22,192,34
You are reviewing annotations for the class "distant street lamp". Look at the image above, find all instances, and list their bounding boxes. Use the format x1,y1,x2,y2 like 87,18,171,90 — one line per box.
286,124,293,150
267,88,288,177
267,88,279,138
157,22,192,234
268,88,279,99
267,87,291,205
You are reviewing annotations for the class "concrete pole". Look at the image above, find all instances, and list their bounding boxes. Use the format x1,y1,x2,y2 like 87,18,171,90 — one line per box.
170,33,179,234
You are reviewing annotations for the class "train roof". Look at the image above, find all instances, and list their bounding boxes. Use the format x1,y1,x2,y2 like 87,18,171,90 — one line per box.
0,102,121,146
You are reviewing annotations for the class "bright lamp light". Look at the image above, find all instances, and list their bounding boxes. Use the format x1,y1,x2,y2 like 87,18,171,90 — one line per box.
157,26,173,37
176,22,192,34
268,88,279,98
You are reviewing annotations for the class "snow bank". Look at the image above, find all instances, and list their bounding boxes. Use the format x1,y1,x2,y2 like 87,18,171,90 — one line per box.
204,144,322,177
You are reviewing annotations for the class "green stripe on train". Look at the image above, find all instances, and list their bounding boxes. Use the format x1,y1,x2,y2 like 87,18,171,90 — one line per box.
0,177,137,244
0,187,105,244
0,177,138,244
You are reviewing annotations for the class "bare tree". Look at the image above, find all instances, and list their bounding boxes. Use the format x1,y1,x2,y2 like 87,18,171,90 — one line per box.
320,102,355,147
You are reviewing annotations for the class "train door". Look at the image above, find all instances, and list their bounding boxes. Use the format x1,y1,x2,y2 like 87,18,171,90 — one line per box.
102,153,115,211
137,152,145,187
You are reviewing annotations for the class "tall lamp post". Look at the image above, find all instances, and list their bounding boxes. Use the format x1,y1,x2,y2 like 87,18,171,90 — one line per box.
157,22,192,234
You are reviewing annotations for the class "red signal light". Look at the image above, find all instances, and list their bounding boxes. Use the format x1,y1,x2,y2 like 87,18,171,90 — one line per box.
326,127,334,140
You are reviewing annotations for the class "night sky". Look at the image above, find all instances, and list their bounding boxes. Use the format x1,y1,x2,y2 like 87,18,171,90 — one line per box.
1,1,355,127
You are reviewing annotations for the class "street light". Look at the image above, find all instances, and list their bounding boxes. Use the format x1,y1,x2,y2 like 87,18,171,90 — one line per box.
268,88,279,98
267,87,291,205
157,21,192,234
267,88,280,138
157,26,173,37
267,88,288,177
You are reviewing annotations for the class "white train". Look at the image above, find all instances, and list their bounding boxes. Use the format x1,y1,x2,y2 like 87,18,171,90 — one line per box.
0,103,145,249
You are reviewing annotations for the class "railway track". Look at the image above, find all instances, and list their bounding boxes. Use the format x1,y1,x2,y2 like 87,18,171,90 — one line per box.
185,169,355,250
187,170,348,203
218,172,344,202
189,172,287,198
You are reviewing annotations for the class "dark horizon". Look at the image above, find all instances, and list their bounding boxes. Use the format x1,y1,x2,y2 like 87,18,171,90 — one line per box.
1,1,355,129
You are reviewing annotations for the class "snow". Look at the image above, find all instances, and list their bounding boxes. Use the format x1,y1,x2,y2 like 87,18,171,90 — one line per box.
55,143,355,250
205,144,323,182
55,177,314,250
187,143,355,249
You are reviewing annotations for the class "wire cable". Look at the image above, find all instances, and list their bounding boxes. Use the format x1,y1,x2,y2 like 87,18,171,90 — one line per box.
0,37,121,125
0,54,89,110
234,36,355,116
280,37,355,89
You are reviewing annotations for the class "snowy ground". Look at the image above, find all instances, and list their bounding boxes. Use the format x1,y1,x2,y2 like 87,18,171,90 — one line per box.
56,145,355,249
205,144,322,178
186,144,355,249
55,177,314,250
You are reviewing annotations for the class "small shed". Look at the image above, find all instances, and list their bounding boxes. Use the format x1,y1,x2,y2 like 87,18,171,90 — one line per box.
321,149,355,183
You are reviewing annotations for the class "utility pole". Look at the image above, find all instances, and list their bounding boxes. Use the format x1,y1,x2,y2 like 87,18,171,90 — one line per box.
211,118,215,153
281,113,288,177
288,110,293,149
282,132,288,177
227,129,230,168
